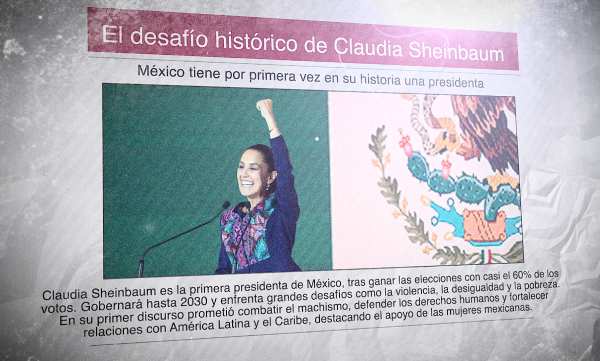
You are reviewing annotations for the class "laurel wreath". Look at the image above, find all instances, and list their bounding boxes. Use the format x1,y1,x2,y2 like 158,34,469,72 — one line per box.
369,125,523,265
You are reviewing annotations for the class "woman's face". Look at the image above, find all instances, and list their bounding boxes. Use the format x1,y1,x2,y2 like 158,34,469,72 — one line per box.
237,149,272,201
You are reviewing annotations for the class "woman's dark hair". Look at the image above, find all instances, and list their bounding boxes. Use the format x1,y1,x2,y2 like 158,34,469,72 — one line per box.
245,144,276,194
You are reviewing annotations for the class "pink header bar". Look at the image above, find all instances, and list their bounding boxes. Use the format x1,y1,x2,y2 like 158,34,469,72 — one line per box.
88,7,519,70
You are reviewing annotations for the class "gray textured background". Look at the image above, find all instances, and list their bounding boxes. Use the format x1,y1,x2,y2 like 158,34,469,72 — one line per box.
1,1,599,360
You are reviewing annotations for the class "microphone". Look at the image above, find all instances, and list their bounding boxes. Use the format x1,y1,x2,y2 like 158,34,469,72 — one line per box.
137,201,230,278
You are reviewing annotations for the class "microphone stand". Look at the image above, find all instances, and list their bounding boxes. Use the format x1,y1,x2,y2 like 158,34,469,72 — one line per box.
138,201,230,278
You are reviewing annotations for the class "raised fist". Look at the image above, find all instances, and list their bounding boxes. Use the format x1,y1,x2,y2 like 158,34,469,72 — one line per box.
256,99,274,120
256,98,280,137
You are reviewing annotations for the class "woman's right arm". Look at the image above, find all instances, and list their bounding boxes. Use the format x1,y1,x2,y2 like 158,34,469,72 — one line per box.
215,243,231,274
215,213,232,274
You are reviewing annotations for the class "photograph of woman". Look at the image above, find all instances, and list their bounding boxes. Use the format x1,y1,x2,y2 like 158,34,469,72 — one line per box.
216,99,301,274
